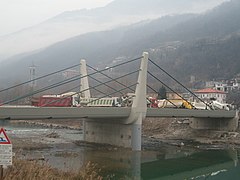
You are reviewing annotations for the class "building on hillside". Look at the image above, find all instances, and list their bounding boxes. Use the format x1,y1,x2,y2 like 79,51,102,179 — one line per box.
147,93,158,99
205,79,240,93
146,91,184,100
205,81,219,88
62,69,79,79
194,88,226,103
215,80,240,92
166,92,183,100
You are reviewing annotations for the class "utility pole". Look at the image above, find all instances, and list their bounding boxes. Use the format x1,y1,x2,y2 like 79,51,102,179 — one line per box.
29,62,36,89
29,62,37,104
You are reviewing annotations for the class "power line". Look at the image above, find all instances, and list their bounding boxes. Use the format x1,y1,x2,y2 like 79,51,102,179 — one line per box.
148,71,196,109
87,64,135,92
2,56,142,105
147,84,178,108
148,58,213,110
86,83,137,106
40,70,140,107
0,63,80,93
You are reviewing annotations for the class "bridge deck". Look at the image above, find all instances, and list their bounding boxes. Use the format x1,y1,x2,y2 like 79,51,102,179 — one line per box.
0,106,130,120
0,106,237,120
147,108,237,119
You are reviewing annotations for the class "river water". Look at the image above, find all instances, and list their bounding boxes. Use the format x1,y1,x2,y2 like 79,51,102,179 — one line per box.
1,121,240,179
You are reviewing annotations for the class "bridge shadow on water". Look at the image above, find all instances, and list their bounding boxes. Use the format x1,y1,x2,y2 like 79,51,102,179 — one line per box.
82,144,240,180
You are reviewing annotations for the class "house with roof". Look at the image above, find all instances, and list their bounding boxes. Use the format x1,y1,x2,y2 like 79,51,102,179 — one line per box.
205,79,240,93
194,88,227,103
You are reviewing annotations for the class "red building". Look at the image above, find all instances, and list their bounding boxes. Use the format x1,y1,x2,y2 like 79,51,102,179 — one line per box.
194,88,226,103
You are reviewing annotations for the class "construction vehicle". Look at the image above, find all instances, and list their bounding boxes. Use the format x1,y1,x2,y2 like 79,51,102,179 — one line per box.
158,99,193,109
191,100,233,110
147,97,159,108
210,100,233,110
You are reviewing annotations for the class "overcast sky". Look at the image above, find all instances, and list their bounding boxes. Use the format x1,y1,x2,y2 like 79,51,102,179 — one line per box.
0,0,113,36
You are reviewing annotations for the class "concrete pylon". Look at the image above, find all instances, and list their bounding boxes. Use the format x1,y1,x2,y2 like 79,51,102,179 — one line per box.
83,52,149,151
126,52,149,151
190,110,239,131
80,59,91,98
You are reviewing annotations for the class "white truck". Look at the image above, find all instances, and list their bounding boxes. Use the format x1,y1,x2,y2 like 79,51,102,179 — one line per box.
80,97,121,107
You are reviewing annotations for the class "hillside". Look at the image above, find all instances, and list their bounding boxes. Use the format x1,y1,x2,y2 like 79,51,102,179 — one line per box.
0,14,196,85
0,0,225,62
150,34,240,83
0,0,240,88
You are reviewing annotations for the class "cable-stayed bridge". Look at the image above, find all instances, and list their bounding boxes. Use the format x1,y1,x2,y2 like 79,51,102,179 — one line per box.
0,52,238,150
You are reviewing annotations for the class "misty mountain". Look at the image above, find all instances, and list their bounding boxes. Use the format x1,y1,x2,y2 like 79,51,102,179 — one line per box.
104,0,226,15
1,0,239,87
54,0,226,19
0,14,196,85
0,0,226,61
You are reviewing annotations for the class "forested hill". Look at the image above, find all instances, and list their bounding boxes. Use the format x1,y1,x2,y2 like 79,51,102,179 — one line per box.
0,0,240,85
150,34,240,83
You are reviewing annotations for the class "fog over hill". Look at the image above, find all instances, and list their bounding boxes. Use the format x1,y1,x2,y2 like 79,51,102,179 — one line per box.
1,0,239,89
0,14,197,85
0,0,226,61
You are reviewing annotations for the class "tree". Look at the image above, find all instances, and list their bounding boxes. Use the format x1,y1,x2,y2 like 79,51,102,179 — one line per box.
227,90,240,109
157,86,167,99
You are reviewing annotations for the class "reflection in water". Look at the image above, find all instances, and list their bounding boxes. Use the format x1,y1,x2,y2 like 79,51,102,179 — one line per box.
141,149,239,180
1,121,240,179
83,148,240,179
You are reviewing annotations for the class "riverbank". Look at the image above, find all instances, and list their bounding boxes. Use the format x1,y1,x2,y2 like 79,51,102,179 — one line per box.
3,118,240,179
3,158,104,180
8,117,240,150
10,119,81,130
143,117,240,149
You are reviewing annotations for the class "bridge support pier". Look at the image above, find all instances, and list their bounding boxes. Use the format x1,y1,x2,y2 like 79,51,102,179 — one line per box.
83,120,145,151
131,114,143,151
83,119,145,150
190,111,239,131
83,120,132,148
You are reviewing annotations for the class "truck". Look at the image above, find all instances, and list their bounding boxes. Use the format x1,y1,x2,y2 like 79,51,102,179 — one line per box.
190,101,233,110
37,96,73,107
80,94,134,107
147,97,159,108
32,92,79,107
210,100,233,110
80,97,121,107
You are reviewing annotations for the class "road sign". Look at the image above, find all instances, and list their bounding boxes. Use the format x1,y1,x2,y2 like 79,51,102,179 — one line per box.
0,128,12,166
0,128,11,145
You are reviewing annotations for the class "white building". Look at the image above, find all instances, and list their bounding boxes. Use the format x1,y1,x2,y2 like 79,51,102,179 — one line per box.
215,82,239,93
205,79,240,93
194,88,227,103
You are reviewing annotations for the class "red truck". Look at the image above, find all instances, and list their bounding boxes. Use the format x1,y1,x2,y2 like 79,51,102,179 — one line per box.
32,96,73,107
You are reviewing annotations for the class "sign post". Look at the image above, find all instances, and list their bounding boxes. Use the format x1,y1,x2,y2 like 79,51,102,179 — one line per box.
0,128,12,180
0,165,3,180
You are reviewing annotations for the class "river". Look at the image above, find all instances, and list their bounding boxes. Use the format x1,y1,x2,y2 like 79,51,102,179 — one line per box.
1,121,240,179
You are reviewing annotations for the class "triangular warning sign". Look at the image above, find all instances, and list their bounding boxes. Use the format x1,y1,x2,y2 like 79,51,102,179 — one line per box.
0,128,11,144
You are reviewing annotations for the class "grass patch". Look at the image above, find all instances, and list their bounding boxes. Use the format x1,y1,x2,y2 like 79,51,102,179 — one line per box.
3,158,106,180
